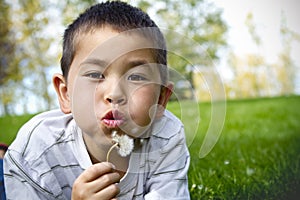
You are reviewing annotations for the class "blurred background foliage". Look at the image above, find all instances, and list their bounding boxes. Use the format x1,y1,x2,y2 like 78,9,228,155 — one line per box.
0,0,298,115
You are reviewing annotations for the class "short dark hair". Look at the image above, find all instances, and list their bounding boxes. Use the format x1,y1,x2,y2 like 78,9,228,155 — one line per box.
61,1,168,84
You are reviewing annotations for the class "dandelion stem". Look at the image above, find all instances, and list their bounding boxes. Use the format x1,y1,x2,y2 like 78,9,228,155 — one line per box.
106,143,119,162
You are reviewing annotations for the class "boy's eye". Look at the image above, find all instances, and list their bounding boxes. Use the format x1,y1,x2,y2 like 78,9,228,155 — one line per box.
128,74,147,81
85,72,104,79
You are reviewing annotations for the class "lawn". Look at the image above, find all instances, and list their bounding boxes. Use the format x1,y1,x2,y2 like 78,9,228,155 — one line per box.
1,96,300,199
170,96,300,200
0,113,35,145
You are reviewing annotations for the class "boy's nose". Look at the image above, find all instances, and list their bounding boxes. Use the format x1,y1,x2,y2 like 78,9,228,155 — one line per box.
106,96,126,105
104,85,127,105
103,77,127,105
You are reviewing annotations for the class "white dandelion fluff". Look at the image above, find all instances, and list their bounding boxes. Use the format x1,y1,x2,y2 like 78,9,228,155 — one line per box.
106,130,134,162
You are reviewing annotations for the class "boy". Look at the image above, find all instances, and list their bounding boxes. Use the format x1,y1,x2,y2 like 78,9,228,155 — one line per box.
4,1,190,199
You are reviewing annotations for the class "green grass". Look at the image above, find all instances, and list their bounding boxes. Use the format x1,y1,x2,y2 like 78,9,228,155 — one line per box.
0,113,35,144
1,96,300,199
168,96,300,200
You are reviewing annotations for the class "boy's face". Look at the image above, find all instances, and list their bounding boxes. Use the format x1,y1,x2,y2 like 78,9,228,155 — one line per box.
54,27,171,146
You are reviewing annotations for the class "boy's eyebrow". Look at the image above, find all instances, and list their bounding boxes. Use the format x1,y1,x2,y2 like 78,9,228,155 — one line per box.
128,59,150,68
80,57,151,69
80,58,109,67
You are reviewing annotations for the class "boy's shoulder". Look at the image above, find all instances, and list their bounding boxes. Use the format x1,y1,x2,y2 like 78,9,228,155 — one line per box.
8,109,74,160
16,109,73,140
150,110,184,139
141,110,189,175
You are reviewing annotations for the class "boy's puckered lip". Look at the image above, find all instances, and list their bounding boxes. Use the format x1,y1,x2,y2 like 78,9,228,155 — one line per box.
101,110,125,128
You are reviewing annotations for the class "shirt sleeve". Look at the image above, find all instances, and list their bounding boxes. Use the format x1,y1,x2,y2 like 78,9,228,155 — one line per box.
3,110,74,200
4,150,63,200
144,125,191,200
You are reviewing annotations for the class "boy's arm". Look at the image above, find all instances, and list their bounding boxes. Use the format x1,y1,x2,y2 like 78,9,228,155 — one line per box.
4,150,120,200
4,150,59,200
144,126,191,200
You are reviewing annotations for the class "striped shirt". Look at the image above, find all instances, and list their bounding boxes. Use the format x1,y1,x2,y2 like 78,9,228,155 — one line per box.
4,109,190,199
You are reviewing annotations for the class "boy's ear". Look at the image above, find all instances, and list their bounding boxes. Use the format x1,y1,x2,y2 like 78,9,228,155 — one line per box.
53,74,71,114
156,82,174,118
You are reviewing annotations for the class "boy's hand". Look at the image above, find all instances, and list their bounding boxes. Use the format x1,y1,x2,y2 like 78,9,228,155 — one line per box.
72,162,120,200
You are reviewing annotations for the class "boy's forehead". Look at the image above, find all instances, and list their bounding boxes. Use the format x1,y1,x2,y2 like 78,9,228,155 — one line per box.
77,27,158,63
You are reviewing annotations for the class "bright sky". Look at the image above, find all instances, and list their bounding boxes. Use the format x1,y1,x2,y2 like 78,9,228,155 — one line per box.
213,0,300,93
214,0,300,63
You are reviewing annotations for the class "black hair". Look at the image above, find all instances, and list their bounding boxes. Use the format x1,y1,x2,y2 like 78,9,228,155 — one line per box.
61,1,168,84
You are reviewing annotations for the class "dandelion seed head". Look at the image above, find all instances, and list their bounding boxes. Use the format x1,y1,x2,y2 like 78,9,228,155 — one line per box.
111,131,134,157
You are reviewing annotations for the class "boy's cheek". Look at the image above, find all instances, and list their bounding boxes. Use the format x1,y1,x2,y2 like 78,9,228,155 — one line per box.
69,78,99,130
128,90,159,123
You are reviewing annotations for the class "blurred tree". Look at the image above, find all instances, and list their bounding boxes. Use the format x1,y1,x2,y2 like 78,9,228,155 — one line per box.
1,0,56,115
243,12,264,97
276,13,299,95
226,11,299,99
58,0,98,26
0,0,20,115
134,0,228,85
17,0,54,111
1,0,227,115
245,13,261,46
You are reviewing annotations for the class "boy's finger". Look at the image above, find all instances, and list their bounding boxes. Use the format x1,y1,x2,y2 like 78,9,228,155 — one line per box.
94,183,120,199
78,162,116,182
89,172,120,193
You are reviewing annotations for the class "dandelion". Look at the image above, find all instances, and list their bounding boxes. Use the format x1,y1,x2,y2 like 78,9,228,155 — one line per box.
191,184,196,189
246,166,255,176
224,160,230,165
106,130,134,162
